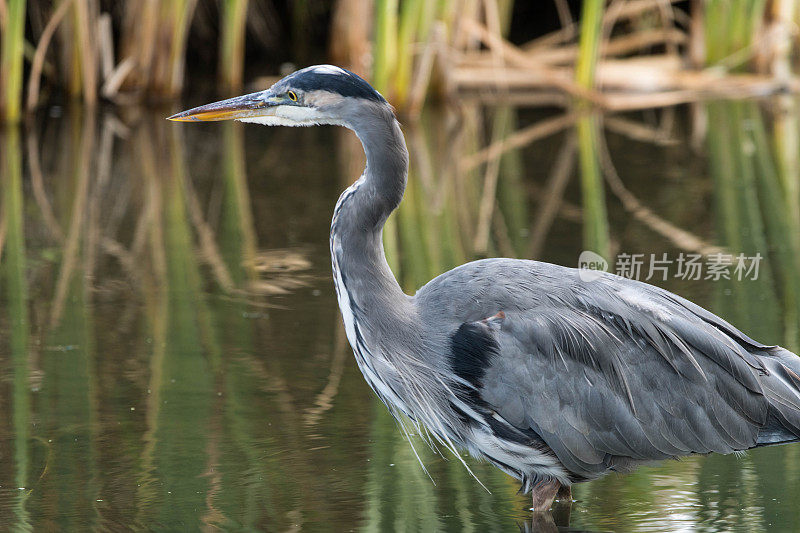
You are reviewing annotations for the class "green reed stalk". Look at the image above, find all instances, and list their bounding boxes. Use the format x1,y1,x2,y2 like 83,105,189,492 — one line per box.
704,0,767,68
364,407,401,532
373,0,398,95
392,0,422,107
575,0,603,90
39,112,101,527
493,107,528,257
396,166,430,289
749,100,800,350
706,102,779,339
383,216,401,276
50,0,98,103
133,124,168,527
219,0,249,94
157,122,214,527
727,103,778,337
772,99,800,254
220,122,257,284
0,0,26,122
577,114,610,259
575,0,610,258
704,0,722,62
393,431,438,531
2,127,32,527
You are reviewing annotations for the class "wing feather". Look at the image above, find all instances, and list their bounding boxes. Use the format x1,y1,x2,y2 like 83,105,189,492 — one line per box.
480,293,770,479
416,259,800,479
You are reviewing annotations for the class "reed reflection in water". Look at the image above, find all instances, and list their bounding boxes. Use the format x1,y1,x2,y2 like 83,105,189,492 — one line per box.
0,97,799,531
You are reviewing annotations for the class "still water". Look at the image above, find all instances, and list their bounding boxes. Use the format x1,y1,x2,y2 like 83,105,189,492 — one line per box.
1,97,799,531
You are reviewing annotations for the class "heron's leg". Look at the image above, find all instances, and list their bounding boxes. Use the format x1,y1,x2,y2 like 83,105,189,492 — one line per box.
551,484,573,527
530,479,560,512
556,483,572,502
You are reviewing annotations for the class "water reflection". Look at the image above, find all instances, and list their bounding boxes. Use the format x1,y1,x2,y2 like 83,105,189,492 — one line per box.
0,96,799,531
2,126,32,532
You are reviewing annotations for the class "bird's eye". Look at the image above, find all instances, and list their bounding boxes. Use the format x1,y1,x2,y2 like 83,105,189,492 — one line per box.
287,91,298,102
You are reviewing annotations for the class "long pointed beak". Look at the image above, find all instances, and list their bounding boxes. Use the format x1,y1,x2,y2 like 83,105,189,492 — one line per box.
167,91,278,122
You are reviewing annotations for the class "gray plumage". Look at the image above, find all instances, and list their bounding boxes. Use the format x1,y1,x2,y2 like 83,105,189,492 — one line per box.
170,65,800,509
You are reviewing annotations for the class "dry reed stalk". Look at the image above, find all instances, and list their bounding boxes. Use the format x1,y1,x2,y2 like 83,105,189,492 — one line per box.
528,134,577,258
604,116,677,145
0,217,6,266
473,111,506,254
74,0,97,106
452,65,587,90
608,90,708,111
523,24,578,52
765,0,797,80
554,0,573,27
303,326,349,427
457,91,569,107
451,0,483,53
689,0,705,68
329,0,371,76
456,55,798,108
84,117,116,280
55,0,98,103
524,0,680,53
119,0,158,93
595,55,683,90
653,0,679,57
478,0,508,97
58,2,80,96
100,237,142,287
612,0,681,19
49,114,95,328
26,127,65,241
118,0,197,97
406,22,444,116
462,112,577,171
101,57,136,99
27,0,75,111
549,29,686,65
597,128,724,256
0,0,8,29
459,18,606,104
182,172,235,292
489,200,516,259
98,13,114,79
464,28,686,67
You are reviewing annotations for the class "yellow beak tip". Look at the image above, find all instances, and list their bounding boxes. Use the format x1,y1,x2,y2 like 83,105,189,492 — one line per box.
167,113,197,122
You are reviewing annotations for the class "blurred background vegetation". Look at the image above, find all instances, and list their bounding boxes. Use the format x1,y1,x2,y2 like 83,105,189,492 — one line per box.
1,0,799,121
2,1,800,531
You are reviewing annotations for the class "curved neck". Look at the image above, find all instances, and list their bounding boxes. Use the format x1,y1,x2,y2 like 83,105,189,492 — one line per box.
349,103,409,227
331,103,410,312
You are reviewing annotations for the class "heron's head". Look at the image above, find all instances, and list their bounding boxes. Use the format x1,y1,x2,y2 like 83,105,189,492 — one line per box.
168,65,389,128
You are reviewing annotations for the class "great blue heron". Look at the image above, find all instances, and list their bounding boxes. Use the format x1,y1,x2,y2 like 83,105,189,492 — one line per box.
169,65,800,512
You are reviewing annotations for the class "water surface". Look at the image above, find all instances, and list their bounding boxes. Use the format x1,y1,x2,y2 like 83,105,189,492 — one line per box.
1,97,799,531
